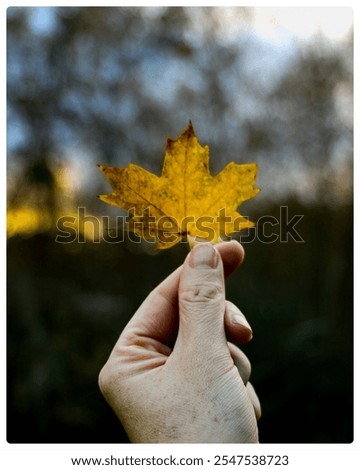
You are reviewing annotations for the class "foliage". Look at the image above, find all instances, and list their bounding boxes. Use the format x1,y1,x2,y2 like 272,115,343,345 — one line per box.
99,123,259,248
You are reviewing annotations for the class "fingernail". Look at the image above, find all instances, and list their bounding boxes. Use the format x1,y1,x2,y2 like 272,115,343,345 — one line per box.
232,314,253,337
189,243,219,268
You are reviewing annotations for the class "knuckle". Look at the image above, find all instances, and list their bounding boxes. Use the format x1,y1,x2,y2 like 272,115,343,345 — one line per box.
228,342,252,384
242,356,252,383
180,282,223,305
225,300,241,315
98,365,108,394
98,363,114,397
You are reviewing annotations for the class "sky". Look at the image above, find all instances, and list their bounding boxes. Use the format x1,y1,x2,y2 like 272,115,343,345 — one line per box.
252,7,352,43
26,6,353,44
6,6,354,203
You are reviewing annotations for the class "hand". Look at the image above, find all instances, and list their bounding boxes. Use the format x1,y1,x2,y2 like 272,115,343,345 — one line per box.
99,241,261,443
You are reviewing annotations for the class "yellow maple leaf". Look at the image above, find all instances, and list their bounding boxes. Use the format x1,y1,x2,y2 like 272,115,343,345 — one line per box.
98,122,260,249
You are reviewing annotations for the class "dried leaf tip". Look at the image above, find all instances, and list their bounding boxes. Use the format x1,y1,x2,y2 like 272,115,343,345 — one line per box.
166,122,193,148
185,120,195,137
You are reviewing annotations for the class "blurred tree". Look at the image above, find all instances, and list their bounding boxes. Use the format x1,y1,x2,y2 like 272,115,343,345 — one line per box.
242,40,353,204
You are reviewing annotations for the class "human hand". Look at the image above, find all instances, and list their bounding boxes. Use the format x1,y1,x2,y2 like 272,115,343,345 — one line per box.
99,241,261,443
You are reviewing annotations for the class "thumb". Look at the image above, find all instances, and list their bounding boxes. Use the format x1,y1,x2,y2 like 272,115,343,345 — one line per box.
176,243,227,353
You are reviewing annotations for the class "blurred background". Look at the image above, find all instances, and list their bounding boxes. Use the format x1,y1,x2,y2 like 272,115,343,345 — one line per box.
7,7,353,443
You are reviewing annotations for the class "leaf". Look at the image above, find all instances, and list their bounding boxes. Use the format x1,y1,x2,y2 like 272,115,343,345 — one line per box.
98,122,260,249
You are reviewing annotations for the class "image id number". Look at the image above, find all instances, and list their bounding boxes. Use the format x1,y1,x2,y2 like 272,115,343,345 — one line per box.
214,455,289,466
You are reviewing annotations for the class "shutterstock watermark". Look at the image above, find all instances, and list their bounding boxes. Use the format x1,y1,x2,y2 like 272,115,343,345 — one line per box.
55,206,304,245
